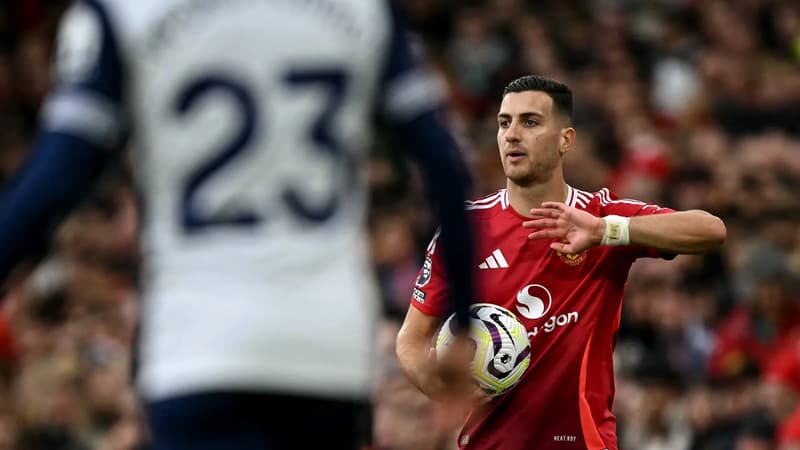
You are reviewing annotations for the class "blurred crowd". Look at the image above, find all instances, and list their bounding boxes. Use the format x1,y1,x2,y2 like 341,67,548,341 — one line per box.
371,1,800,449
0,0,797,449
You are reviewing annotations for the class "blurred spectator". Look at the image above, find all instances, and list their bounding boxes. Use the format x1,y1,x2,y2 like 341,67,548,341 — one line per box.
735,412,777,450
710,244,800,382
371,320,458,450
445,5,513,119
618,358,691,450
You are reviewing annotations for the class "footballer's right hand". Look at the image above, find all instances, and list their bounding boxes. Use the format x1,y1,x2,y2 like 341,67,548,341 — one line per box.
396,305,490,409
428,333,491,406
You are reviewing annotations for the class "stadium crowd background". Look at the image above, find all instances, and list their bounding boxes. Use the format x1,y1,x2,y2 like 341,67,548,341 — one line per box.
0,0,797,449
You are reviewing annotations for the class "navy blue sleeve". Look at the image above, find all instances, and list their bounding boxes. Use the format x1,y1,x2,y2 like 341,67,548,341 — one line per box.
379,4,474,330
43,0,125,148
394,112,474,330
0,0,124,283
378,2,447,125
0,134,112,281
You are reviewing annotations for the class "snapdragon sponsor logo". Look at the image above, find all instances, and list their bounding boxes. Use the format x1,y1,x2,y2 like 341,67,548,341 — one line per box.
515,284,579,338
515,284,551,319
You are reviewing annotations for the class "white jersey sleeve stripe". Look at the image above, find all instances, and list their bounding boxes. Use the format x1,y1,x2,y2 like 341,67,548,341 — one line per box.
466,197,502,210
574,191,592,208
383,69,446,122
598,188,647,206
379,3,447,124
598,188,608,205
466,190,503,206
41,90,122,147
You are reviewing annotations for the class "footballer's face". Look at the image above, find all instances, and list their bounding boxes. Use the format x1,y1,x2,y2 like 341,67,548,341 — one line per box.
496,91,573,187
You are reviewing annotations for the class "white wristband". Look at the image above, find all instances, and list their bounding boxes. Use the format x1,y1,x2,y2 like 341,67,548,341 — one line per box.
601,215,631,246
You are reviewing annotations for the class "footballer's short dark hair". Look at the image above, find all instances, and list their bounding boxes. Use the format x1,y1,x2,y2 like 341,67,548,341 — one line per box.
503,75,573,123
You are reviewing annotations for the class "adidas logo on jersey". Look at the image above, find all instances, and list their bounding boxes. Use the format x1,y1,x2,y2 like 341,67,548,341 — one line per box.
478,249,508,269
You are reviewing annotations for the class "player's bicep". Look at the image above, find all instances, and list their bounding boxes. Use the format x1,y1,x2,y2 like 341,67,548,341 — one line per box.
400,305,444,344
395,302,443,386
42,0,126,151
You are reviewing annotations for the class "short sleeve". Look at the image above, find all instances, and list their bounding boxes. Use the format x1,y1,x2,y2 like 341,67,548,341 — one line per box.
596,188,676,259
377,3,447,125
409,229,451,317
40,0,126,150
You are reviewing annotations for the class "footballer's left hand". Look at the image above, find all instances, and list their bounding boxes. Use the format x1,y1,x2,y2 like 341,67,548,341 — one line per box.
523,202,605,254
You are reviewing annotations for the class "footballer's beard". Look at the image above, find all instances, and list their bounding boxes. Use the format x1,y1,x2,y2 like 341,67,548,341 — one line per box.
504,156,558,187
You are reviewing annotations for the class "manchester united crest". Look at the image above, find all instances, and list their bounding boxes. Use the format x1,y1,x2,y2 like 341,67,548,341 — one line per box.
557,250,586,266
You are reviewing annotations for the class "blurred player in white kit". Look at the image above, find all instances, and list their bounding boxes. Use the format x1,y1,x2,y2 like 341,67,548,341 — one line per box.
0,0,477,448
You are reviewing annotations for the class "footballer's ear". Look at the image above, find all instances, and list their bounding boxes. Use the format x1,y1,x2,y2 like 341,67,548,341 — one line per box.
558,127,575,156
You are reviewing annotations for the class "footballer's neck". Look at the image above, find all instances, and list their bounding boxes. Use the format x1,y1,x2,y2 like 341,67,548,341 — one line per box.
506,173,568,218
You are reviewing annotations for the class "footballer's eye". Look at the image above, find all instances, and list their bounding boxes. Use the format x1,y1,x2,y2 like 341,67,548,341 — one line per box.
498,120,510,128
525,119,537,126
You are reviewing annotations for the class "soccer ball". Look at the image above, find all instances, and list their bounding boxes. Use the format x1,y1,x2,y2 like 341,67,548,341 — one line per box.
435,303,531,397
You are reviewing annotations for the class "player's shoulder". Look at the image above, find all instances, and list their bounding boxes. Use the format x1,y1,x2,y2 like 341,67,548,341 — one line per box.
93,0,393,48
570,186,647,205
73,0,146,22
465,189,509,217
62,0,161,42
565,185,598,211
86,0,178,14
570,185,668,217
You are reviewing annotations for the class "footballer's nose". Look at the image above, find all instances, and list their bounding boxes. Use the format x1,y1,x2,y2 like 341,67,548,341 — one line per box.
504,122,521,143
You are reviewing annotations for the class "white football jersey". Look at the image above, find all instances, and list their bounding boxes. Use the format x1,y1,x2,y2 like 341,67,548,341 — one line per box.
45,0,445,401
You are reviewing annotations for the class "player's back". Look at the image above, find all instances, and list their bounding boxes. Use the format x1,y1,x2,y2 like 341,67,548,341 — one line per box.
89,0,397,400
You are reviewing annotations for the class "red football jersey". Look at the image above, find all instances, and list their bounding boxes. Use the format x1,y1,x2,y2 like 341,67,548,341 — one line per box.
411,186,675,450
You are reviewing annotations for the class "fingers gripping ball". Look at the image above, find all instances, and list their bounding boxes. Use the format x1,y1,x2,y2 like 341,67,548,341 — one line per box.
436,303,531,397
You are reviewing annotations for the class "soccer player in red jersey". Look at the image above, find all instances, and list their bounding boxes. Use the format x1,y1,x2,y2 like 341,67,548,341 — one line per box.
396,75,727,450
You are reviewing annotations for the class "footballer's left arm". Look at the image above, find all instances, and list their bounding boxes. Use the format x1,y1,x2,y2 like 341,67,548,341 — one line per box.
0,1,125,283
626,209,726,254
524,203,726,255
0,134,112,282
